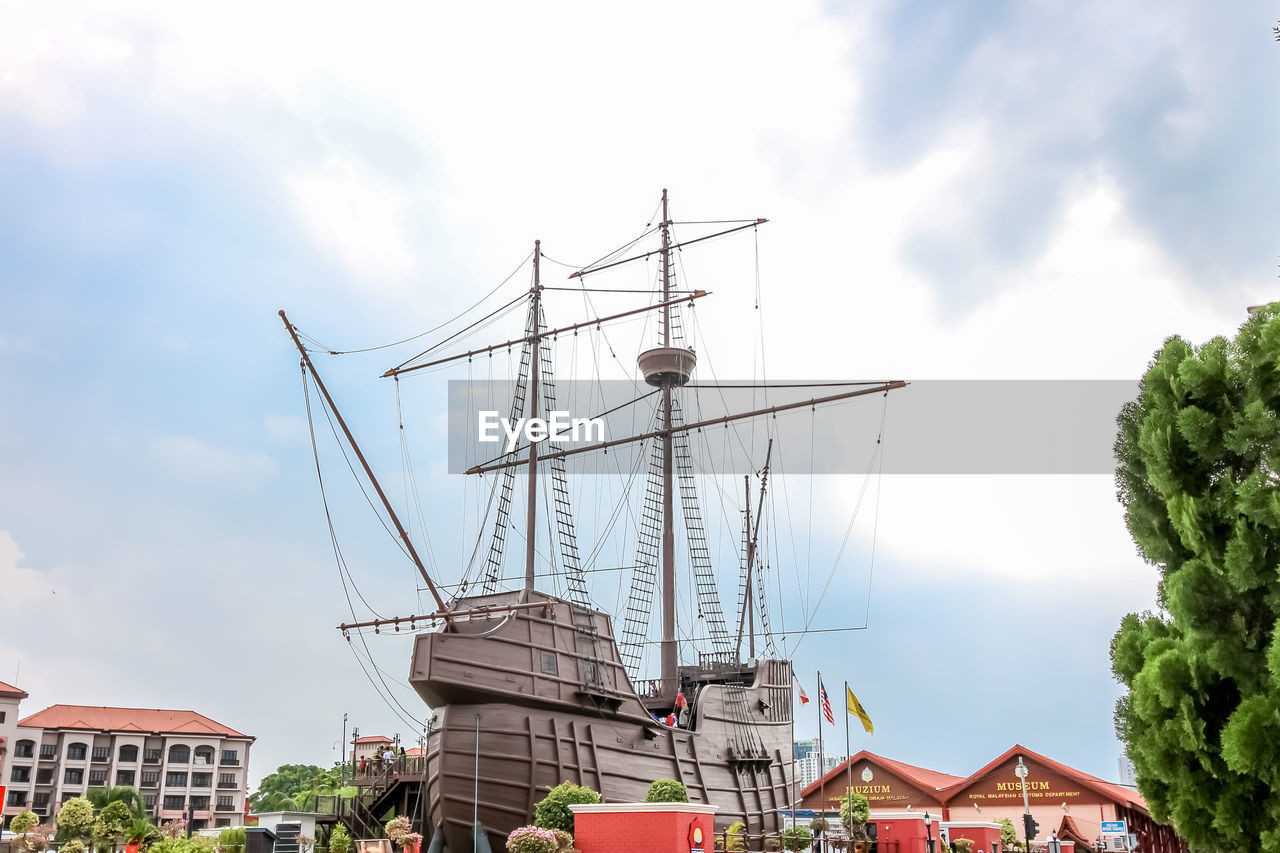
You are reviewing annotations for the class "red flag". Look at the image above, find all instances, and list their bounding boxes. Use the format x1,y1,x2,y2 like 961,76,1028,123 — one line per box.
797,680,810,705
819,677,835,725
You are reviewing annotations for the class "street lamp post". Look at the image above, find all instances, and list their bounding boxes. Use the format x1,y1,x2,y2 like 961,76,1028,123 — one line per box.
1016,757,1032,851
924,812,934,853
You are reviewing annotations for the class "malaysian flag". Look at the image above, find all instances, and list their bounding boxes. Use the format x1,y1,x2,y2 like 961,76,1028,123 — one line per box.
819,676,834,725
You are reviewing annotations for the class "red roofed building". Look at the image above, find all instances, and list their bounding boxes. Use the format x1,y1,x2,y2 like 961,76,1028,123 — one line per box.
799,744,1188,853
4,703,253,832
349,734,394,767
0,681,31,788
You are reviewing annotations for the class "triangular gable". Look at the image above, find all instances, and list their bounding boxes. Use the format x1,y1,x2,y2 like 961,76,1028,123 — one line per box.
800,750,954,810
940,744,1144,813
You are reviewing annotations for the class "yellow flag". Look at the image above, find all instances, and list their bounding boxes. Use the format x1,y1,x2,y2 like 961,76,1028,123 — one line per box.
846,686,874,734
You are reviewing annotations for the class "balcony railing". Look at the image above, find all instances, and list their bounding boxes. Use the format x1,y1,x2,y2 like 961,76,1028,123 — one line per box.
215,803,238,812
219,758,240,766
217,782,238,789
141,778,160,789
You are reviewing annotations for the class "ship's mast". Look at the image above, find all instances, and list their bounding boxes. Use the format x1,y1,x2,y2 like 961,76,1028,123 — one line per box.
524,240,541,591
659,189,678,691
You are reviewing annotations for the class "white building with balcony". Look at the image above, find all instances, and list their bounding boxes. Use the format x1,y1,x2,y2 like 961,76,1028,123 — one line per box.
3,704,254,831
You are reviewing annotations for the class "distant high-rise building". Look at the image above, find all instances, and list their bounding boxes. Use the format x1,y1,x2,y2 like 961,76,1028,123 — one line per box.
792,739,844,789
1118,752,1136,787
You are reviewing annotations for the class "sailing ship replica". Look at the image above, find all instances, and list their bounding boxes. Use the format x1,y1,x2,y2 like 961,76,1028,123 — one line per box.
281,191,902,853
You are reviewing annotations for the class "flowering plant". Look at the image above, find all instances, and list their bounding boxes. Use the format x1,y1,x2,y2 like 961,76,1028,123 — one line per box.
22,825,54,852
385,816,413,844
404,834,423,848
161,820,188,840
298,834,314,853
505,826,558,853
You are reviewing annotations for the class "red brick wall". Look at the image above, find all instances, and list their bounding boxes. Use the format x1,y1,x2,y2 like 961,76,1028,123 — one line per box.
575,809,714,853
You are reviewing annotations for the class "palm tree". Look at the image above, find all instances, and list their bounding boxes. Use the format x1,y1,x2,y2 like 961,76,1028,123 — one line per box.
85,787,148,821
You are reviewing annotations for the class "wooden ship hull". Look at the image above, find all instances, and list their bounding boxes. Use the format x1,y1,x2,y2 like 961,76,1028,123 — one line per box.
410,591,795,853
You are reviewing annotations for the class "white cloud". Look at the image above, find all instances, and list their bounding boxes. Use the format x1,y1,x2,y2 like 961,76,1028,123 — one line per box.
285,154,417,286
0,530,56,613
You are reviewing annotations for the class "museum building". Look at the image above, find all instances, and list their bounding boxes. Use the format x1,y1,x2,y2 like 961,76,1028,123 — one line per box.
798,744,1187,853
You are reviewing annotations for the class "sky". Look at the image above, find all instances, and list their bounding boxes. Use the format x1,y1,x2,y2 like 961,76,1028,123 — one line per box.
2,0,1279,795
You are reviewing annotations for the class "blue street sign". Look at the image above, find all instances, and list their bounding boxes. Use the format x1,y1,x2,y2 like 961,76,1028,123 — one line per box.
1100,821,1127,835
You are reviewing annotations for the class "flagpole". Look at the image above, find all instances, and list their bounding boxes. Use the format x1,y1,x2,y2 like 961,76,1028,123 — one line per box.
844,681,853,803
817,671,826,822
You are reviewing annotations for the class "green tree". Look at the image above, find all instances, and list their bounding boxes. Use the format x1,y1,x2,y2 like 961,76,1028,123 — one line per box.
995,818,1021,852
836,791,869,841
1112,311,1280,852
644,779,688,803
11,812,41,837
532,782,600,834
94,801,134,852
87,787,148,821
250,765,330,812
58,797,97,842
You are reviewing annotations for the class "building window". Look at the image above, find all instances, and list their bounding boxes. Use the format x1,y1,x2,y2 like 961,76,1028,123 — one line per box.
11,766,31,783
220,750,238,766
61,792,76,803
215,819,231,828
65,769,84,785
67,743,88,760
36,768,53,784
190,820,207,831
117,770,136,787
92,747,110,762
141,772,160,788
192,773,212,788
119,744,139,762
163,796,185,811
218,773,236,788
88,770,109,785
168,745,190,764
0,711,5,723
32,793,50,808
144,794,157,809
190,796,209,810
39,744,56,760
144,748,162,764
15,739,34,758
194,747,215,766
7,791,28,807
539,651,558,675
216,796,234,810
166,772,188,787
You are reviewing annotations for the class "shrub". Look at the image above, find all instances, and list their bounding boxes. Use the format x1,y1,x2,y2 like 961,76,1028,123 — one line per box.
385,817,412,844
11,813,40,836
329,825,351,853
217,828,247,853
780,827,812,852
61,840,88,853
532,782,600,834
551,831,574,853
954,840,974,853
724,822,747,853
505,826,558,853
22,826,54,852
58,798,97,840
807,818,828,836
645,779,689,803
